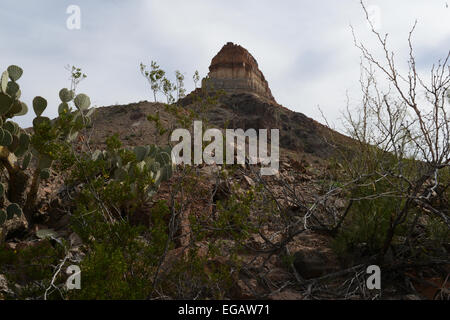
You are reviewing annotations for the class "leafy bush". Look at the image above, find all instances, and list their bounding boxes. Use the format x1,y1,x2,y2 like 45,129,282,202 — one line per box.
331,146,449,264
69,217,156,299
0,239,65,299
332,183,408,261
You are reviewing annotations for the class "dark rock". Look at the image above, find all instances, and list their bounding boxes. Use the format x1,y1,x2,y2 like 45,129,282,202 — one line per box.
4,216,28,240
293,250,338,279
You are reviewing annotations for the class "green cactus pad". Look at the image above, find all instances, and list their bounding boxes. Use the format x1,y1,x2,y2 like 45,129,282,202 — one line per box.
40,168,50,180
0,71,8,93
6,81,20,98
14,102,28,117
74,93,91,110
1,130,13,146
9,101,23,116
134,146,149,161
8,134,20,153
156,151,171,166
0,210,6,225
148,145,158,158
0,93,12,115
7,65,23,81
4,121,19,135
14,133,30,157
33,116,51,128
7,203,22,218
3,121,15,133
59,88,74,102
33,96,47,116
22,152,32,170
146,158,160,173
6,207,14,220
13,122,19,135
58,102,69,115
161,165,172,181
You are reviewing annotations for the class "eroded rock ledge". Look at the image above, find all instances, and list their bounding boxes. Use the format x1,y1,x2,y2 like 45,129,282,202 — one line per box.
202,42,276,102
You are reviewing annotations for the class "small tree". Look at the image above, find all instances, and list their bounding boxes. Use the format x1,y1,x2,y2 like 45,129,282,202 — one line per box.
193,70,200,89
65,65,87,92
174,70,186,101
140,61,165,102
160,77,174,104
333,1,450,262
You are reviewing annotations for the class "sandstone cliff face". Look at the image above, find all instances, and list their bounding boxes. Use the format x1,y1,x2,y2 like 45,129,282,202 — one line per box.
202,42,276,102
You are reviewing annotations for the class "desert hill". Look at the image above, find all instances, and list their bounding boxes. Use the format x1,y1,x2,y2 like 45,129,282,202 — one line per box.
89,42,351,160
0,43,447,301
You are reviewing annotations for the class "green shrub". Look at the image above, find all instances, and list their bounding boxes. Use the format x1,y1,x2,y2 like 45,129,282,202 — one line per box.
0,239,65,299
68,198,173,299
157,248,235,300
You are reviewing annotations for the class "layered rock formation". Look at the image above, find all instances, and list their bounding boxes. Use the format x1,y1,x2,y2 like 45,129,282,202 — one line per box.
202,42,276,102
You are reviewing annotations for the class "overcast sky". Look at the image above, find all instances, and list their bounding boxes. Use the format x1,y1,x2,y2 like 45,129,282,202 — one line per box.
0,0,449,130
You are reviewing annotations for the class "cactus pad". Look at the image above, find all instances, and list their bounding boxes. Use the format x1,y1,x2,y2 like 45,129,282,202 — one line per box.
0,71,8,93
7,203,22,218
58,102,69,115
59,88,74,102
40,168,50,180
74,93,91,110
7,65,23,81
0,210,6,225
0,93,12,115
33,96,47,116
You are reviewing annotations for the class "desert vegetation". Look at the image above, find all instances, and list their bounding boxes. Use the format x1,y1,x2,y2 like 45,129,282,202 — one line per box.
0,2,448,300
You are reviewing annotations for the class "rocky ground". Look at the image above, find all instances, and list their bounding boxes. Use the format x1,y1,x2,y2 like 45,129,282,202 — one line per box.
1,91,448,300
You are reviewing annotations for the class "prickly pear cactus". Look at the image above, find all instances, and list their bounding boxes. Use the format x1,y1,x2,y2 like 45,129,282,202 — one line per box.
0,182,23,226
90,144,174,202
0,64,94,226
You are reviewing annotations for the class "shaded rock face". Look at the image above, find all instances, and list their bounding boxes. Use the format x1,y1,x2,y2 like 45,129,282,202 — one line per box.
201,93,350,158
203,42,276,102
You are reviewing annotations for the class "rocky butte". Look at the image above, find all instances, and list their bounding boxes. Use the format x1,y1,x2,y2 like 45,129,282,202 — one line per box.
202,42,276,103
